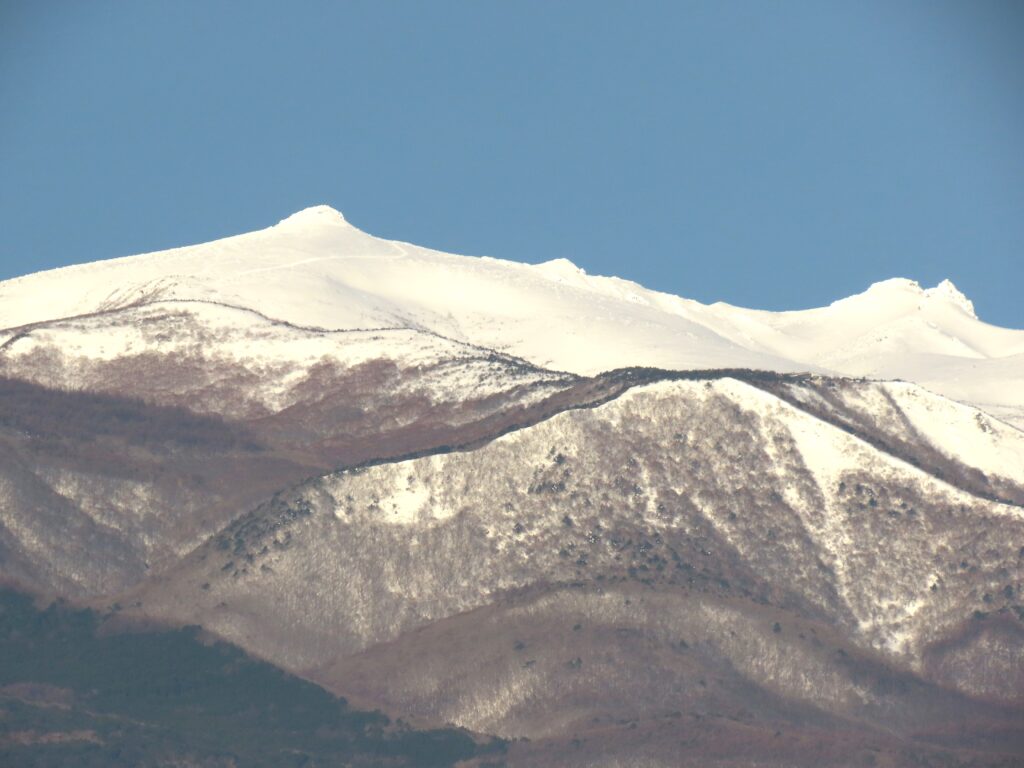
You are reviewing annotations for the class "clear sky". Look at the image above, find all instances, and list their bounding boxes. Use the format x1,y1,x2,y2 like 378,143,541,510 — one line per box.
2,1,1022,326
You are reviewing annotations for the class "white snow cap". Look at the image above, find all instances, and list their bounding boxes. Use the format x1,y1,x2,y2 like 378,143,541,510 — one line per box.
1,207,1021,427
537,257,585,274
923,279,976,318
276,205,349,228
859,277,976,318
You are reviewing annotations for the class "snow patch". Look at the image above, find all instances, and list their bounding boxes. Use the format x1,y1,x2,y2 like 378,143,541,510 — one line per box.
883,381,1024,487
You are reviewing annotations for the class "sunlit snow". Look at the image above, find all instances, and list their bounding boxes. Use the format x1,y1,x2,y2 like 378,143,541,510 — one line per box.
2,205,1021,425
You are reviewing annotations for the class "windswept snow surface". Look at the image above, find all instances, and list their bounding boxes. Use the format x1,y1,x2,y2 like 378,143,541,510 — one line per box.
2,205,1022,423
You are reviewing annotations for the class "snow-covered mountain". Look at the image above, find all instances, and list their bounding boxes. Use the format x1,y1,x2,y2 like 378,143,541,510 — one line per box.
114,370,1024,765
2,207,1022,766
2,205,1022,426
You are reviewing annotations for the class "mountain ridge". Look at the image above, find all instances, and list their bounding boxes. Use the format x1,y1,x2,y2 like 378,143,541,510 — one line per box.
103,370,1023,764
2,206,1021,430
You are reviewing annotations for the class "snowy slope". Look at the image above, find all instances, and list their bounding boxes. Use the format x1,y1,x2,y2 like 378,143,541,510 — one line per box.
0,300,573,418
131,375,1024,706
2,205,1022,423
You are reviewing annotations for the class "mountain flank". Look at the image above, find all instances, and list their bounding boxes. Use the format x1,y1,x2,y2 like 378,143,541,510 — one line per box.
1,208,1022,766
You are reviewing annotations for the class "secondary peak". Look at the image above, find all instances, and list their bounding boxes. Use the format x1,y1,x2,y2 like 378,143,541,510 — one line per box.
536,257,586,275
924,278,976,318
852,277,977,318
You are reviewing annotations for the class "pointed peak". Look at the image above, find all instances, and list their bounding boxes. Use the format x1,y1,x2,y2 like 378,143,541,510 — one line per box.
536,257,585,272
532,257,590,288
535,257,586,276
842,277,976,318
276,205,349,228
924,278,976,318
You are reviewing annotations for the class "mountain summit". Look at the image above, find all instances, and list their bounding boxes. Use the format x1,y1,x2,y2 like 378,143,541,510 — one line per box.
851,277,977,318
1,206,1020,425
276,204,351,228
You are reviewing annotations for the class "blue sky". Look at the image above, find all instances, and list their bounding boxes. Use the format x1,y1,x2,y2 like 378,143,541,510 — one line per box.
2,1,1022,326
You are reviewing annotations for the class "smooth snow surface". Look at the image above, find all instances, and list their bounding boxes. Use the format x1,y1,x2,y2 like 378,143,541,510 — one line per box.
2,205,1022,423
